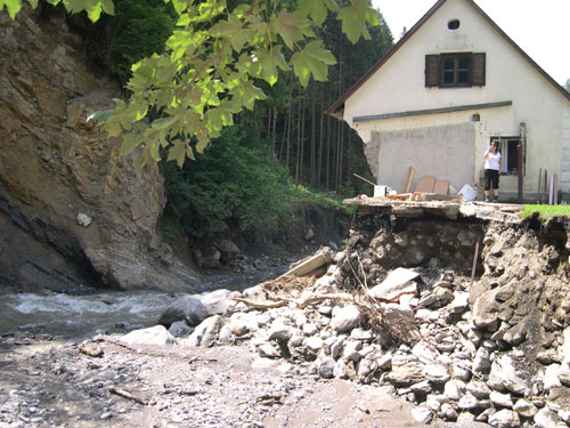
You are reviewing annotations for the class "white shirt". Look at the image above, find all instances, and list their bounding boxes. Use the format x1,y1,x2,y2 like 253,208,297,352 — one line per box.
484,150,501,171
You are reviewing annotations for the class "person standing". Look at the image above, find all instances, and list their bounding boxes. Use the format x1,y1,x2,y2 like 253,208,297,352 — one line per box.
483,141,501,202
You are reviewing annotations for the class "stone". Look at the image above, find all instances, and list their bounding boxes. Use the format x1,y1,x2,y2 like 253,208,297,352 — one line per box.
200,289,239,316
168,320,192,338
559,410,570,423
411,380,432,396
304,337,324,353
330,305,361,333
513,399,537,418
488,355,529,396
472,289,500,331
544,364,562,391
218,325,234,344
334,360,348,379
458,393,480,411
377,353,393,371
477,408,496,423
318,358,335,379
439,403,458,421
368,268,419,301
562,327,570,367
534,408,565,428
229,312,259,336
418,287,454,309
448,291,470,314
214,239,240,261
358,357,379,382
412,341,440,365
416,309,440,322
488,410,520,428
350,328,373,341
121,326,176,347
467,381,491,399
558,369,570,386
159,296,208,327
302,323,318,336
457,413,476,424
444,380,465,401
426,395,443,412
385,356,424,387
423,364,450,384
472,347,492,373
490,391,514,408
258,343,281,359
185,315,223,347
411,406,432,424
537,349,562,365
76,213,92,227
330,336,345,360
312,275,337,294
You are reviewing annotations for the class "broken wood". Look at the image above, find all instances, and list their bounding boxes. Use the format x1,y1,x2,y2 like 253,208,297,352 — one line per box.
414,176,436,193
232,298,288,310
279,248,333,278
404,167,416,193
471,240,481,283
434,180,450,196
109,387,147,406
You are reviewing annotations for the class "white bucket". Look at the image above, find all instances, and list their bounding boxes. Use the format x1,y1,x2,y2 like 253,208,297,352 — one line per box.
374,185,388,199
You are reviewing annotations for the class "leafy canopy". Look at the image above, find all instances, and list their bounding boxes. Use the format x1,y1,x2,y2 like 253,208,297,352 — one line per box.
3,0,379,168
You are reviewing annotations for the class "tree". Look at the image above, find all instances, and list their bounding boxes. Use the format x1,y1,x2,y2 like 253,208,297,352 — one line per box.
3,0,380,168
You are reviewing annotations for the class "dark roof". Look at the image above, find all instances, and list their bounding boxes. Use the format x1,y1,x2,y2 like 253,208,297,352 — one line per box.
326,0,570,116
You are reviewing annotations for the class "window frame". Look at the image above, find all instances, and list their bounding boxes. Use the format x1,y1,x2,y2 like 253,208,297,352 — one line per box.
490,136,524,176
439,53,473,88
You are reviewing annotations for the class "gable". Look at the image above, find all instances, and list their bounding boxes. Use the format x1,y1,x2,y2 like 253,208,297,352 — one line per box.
327,0,570,118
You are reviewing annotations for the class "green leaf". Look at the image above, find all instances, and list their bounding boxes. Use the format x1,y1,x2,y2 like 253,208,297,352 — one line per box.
271,12,306,50
291,41,337,87
255,47,288,86
337,0,376,44
4,0,22,19
167,141,188,167
297,0,328,25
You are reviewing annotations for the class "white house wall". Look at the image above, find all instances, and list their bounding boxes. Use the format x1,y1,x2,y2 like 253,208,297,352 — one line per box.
561,105,570,191
343,0,569,194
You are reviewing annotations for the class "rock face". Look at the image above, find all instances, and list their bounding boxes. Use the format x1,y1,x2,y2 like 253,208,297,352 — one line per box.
0,9,198,291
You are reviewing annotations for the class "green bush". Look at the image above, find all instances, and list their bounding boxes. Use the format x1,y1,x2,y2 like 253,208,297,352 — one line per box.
162,125,295,240
110,0,174,85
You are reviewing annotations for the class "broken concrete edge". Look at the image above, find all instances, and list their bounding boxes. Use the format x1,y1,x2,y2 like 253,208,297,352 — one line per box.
343,198,529,224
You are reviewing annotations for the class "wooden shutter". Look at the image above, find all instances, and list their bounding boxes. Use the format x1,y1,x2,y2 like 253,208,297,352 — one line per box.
472,53,486,86
425,55,441,87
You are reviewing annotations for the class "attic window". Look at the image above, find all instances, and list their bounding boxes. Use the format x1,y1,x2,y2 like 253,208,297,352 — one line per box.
448,19,461,30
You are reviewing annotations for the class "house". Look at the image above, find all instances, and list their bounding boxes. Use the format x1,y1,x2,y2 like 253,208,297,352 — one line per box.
327,0,570,200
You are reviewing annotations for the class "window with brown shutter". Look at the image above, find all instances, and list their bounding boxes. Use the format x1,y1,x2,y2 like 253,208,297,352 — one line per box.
425,55,441,87
425,53,486,88
472,53,486,86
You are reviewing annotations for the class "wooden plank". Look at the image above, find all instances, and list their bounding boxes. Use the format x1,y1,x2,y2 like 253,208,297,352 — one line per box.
404,167,416,194
280,248,333,278
434,180,450,195
415,176,436,193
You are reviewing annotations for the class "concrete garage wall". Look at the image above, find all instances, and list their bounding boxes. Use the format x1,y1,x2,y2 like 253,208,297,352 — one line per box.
366,123,476,192
561,105,570,193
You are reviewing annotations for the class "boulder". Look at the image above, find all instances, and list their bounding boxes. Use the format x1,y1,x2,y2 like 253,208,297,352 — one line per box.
488,410,520,428
185,315,223,347
121,326,176,347
168,320,193,338
490,391,514,408
488,355,529,396
472,347,491,373
418,287,454,309
319,358,336,379
512,399,537,418
368,268,419,301
330,305,361,333
534,408,565,428
411,406,432,424
200,289,240,316
385,356,424,387
229,312,260,336
159,296,208,327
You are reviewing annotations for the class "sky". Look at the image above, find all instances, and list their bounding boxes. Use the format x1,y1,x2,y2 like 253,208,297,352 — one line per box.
372,0,570,85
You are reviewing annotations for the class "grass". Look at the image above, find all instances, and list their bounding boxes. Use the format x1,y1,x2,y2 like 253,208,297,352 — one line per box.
522,204,570,219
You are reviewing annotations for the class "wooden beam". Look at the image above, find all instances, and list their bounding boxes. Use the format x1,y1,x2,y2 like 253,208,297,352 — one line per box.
353,101,513,123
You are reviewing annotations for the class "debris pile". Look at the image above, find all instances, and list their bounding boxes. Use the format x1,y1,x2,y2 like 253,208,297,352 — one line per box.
125,215,569,427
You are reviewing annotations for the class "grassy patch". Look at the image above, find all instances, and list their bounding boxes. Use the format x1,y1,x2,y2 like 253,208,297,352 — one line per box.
289,185,353,214
522,205,570,219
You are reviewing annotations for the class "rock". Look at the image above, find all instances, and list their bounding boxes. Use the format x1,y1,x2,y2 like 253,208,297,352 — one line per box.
350,328,373,341
562,327,570,367
457,413,476,424
218,325,234,344
334,360,348,379
467,381,491,399
312,275,337,294
412,341,440,365
319,358,335,379
258,343,281,359
559,410,570,423
377,353,393,371
159,296,208,327
418,287,454,309
558,369,570,387
451,361,472,382
304,337,324,354
488,355,529,395
477,408,496,423
358,356,379,382
440,403,458,421
444,380,465,401
472,347,492,373
330,305,361,333
185,315,223,347
512,399,537,418
490,391,514,408
229,312,259,336
423,364,450,384
385,356,424,387
330,336,346,360
411,406,432,424
488,410,520,428
76,213,92,227
448,291,470,314
121,326,176,347
213,239,240,262
472,289,499,331
416,309,440,322
534,408,565,428
458,393,480,411
200,289,239,316
537,349,562,365
168,320,193,338
544,364,562,391
302,323,318,336
368,268,419,301
79,342,103,358
411,380,432,397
